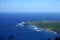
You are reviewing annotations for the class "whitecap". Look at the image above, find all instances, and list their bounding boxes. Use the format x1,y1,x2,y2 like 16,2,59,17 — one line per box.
54,32,57,34
30,25,35,27
22,22,25,24
16,25,19,27
18,23,24,26
45,31,48,32
33,27,38,30
17,22,25,26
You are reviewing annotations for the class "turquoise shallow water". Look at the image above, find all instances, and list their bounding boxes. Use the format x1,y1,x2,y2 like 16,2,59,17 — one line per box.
0,13,60,40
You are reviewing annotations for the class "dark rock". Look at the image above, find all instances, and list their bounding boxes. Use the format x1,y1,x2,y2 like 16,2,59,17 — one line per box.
55,37,60,40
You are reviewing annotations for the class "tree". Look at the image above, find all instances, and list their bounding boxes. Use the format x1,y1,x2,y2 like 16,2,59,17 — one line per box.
55,37,60,40
48,37,51,40
8,35,14,40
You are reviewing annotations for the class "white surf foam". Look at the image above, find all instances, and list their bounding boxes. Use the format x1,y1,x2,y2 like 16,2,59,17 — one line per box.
29,26,58,34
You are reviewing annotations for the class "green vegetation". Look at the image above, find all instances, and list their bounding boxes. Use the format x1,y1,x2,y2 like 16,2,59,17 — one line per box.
25,21,60,34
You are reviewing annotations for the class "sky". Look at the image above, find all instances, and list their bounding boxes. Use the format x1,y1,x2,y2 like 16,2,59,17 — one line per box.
0,0,60,12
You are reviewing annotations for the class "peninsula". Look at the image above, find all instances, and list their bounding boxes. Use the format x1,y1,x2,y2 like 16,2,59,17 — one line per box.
18,21,60,34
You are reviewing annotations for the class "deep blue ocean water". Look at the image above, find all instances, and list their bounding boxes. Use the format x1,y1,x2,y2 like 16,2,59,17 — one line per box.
0,13,60,40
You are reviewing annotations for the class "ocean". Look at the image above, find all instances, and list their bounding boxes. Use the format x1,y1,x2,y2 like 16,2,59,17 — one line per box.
0,13,60,40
